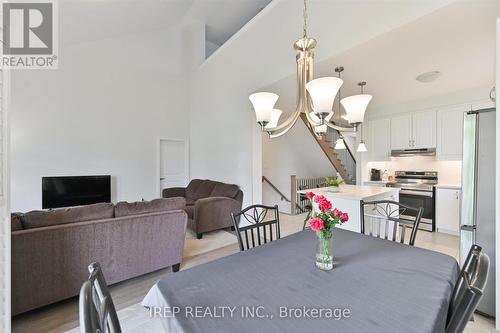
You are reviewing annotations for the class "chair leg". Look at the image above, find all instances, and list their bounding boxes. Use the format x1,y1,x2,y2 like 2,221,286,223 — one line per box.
172,263,180,272
197,233,203,239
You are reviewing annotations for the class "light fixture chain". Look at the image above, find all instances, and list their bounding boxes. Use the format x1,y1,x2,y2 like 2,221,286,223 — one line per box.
303,0,308,37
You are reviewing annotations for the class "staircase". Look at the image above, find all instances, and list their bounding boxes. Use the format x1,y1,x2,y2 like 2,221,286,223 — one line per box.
300,113,356,184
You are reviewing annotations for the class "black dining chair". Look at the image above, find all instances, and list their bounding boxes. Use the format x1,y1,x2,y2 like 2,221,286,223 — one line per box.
360,200,423,246
231,204,281,251
79,262,122,333
446,245,490,333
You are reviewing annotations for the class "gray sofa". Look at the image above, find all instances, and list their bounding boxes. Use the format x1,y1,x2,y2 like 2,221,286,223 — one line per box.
11,198,187,315
162,179,243,239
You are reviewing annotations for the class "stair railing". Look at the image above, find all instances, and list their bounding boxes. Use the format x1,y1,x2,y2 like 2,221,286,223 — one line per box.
292,175,339,215
262,176,291,203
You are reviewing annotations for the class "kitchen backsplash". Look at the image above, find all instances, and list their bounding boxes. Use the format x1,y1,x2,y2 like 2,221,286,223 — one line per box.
366,156,462,185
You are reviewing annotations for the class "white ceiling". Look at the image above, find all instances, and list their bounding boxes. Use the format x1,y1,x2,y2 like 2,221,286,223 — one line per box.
186,0,272,46
60,0,272,46
312,0,499,111
264,0,498,115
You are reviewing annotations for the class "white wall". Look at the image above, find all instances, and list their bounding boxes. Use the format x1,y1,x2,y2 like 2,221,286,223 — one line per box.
495,17,500,331
10,28,189,212
262,122,336,213
205,40,220,59
367,157,461,185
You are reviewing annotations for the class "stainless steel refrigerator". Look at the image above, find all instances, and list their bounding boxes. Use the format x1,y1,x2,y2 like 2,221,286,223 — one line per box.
460,108,496,317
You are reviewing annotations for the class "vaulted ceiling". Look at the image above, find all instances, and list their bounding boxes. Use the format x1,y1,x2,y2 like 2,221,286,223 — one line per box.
262,0,499,115
60,0,272,46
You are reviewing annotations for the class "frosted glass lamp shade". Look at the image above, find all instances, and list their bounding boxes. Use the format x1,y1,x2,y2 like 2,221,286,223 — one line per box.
357,141,368,152
340,94,372,124
265,109,283,129
334,138,346,150
314,124,327,134
305,77,343,113
309,112,334,123
249,92,279,123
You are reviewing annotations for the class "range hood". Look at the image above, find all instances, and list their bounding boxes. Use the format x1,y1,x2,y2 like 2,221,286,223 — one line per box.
391,148,436,157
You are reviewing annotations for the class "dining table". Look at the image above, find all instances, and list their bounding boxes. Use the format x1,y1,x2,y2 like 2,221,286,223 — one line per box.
142,228,459,333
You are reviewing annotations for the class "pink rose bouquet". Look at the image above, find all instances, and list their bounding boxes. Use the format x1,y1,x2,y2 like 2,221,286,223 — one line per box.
306,193,349,270
307,194,348,237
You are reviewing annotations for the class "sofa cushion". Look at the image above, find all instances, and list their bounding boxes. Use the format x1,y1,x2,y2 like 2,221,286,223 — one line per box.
186,180,217,201
115,198,186,218
185,179,203,200
22,203,115,229
11,213,23,231
185,205,194,219
210,182,239,198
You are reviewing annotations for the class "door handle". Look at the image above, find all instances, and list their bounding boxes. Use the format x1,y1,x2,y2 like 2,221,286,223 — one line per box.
460,225,475,231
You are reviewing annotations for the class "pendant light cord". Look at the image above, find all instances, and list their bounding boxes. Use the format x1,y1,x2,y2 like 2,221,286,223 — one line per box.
303,0,308,37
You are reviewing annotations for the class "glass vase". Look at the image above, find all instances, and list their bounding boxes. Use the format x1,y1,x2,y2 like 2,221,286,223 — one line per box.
315,231,333,270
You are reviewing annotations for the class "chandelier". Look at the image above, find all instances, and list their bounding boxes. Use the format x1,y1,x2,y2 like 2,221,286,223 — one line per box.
249,0,372,152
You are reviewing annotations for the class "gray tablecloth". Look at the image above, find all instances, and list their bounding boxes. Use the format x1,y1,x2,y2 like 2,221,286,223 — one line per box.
144,229,459,333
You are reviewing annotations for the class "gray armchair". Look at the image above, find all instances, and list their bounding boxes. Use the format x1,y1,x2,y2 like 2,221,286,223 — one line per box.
163,179,243,239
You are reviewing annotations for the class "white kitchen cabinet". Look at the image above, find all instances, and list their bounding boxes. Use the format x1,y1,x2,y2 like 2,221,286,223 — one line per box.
390,111,436,150
436,188,461,235
436,107,464,160
413,110,436,149
390,114,412,149
368,118,391,161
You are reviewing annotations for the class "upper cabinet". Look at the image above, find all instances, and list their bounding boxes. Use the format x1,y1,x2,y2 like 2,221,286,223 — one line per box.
390,114,412,150
390,111,436,150
436,107,464,160
413,110,436,149
368,118,391,161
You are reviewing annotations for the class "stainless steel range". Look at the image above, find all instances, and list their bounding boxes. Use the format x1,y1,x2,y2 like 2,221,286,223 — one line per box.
387,171,437,231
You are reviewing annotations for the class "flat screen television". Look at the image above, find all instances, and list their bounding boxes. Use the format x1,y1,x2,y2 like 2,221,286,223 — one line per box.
42,175,111,209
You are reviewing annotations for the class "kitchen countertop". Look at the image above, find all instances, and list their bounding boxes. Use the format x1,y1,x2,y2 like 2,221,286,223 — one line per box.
434,184,462,190
298,184,400,201
363,180,397,185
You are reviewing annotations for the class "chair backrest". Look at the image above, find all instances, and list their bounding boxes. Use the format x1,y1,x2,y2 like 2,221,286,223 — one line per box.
360,200,423,246
231,205,280,251
79,262,122,333
446,245,490,333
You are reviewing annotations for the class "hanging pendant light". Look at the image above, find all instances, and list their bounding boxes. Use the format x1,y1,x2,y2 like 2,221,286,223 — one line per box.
265,109,283,129
341,82,372,125
357,141,368,152
248,0,372,138
334,137,346,150
309,112,333,123
305,77,343,123
356,123,368,152
249,92,279,129
314,124,327,135
332,67,346,150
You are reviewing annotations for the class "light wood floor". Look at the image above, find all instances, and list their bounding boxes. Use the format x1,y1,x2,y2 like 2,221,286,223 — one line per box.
12,213,496,333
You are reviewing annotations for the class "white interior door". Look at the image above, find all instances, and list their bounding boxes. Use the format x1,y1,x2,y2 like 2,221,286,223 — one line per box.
159,139,189,195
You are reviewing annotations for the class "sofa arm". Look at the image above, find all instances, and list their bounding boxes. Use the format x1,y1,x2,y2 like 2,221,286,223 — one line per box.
194,197,242,233
162,187,186,198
